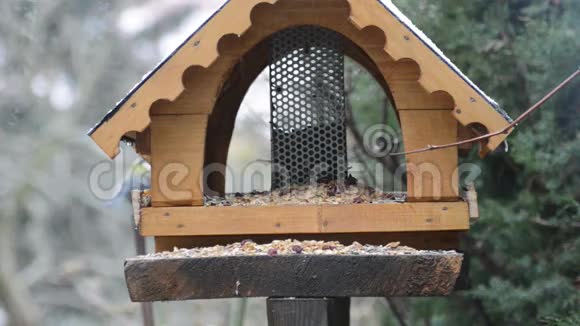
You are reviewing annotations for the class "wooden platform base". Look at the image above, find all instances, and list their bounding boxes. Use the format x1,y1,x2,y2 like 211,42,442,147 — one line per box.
125,253,462,302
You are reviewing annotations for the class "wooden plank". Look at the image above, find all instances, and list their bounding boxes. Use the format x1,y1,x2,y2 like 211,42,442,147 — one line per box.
139,202,469,237
153,231,463,253
267,298,350,326
399,110,458,201
150,114,208,206
125,253,463,301
390,82,456,110
321,203,465,232
90,105,152,158
143,205,320,236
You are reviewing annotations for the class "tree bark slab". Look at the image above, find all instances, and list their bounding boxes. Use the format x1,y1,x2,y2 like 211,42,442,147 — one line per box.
125,253,462,302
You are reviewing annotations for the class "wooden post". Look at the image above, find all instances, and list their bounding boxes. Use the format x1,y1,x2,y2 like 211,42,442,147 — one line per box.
267,298,350,326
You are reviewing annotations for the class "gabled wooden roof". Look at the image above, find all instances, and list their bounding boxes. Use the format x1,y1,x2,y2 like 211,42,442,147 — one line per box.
89,0,512,159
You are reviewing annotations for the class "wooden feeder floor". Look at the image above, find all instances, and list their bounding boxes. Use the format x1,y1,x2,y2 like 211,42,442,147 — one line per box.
125,240,462,301
204,183,407,207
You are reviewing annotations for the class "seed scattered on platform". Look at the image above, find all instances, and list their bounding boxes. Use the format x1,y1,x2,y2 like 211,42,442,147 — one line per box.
142,239,456,259
292,245,303,254
203,183,407,207
136,185,407,209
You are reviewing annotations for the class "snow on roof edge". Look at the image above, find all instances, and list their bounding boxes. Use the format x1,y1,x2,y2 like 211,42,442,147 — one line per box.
378,0,512,122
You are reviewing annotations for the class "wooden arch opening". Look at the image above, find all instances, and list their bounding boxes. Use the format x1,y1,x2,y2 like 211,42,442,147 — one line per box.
147,1,461,208
204,25,400,197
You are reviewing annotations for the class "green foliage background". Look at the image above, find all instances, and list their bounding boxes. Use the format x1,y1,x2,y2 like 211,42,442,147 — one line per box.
382,0,579,325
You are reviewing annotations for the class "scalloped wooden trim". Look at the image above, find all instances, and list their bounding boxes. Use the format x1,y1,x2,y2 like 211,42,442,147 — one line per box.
346,0,510,153
92,0,277,158
91,0,510,159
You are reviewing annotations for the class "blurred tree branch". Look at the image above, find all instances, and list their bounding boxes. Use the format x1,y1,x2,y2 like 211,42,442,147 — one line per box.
344,63,398,173
382,298,408,326
0,211,41,326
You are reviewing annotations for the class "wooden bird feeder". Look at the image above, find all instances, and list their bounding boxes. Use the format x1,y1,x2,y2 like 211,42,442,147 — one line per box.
89,0,512,321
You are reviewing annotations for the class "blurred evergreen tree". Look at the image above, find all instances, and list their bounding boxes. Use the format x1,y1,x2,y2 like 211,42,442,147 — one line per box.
375,0,580,324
